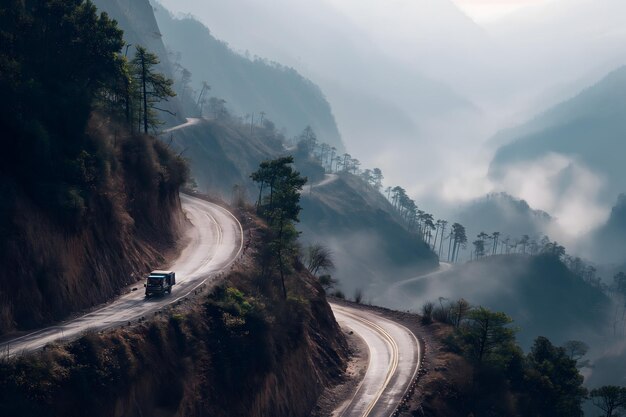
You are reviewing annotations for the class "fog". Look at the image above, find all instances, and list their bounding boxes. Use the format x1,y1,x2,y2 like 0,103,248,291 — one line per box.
154,0,626,395
158,0,626,248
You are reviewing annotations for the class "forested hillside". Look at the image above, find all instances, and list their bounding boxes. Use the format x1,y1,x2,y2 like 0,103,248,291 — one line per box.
300,173,438,295
0,0,188,333
590,194,626,263
90,0,185,126
151,1,344,149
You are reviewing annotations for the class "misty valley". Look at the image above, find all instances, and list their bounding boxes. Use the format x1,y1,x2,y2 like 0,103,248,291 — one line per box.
1,0,626,416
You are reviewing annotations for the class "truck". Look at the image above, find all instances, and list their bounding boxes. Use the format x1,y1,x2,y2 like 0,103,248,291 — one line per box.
144,270,176,298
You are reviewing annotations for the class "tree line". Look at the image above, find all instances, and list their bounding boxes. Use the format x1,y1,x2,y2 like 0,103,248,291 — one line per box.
99,45,176,134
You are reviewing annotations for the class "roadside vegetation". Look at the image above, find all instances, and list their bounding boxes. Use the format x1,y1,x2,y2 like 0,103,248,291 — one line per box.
0,229,348,417
419,300,586,416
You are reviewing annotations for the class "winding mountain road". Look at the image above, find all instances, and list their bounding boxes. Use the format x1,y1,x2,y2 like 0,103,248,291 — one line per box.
2,194,243,357
331,304,421,417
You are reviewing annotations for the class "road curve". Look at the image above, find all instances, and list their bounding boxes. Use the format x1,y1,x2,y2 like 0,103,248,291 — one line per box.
162,117,203,133
2,194,243,357
376,262,453,308
331,303,421,417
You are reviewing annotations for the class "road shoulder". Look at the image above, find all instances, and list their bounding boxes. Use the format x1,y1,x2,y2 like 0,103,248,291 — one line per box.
323,298,450,417
310,325,369,417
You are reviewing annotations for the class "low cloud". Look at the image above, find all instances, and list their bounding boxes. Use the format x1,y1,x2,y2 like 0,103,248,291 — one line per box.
497,153,610,237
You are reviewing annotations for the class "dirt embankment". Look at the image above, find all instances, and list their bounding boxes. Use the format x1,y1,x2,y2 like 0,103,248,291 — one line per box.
321,299,471,417
0,228,349,417
0,116,188,334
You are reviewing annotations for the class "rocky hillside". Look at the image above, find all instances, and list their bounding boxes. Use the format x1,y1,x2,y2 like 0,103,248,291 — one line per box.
164,118,284,200
0,120,187,334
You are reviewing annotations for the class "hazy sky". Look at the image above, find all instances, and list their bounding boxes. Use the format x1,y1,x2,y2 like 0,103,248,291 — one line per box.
452,0,548,21
158,0,625,242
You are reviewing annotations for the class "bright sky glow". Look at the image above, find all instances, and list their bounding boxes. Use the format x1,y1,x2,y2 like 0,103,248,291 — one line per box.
452,0,548,22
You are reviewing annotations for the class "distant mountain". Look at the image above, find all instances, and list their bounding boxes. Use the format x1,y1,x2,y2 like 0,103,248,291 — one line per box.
589,194,626,263
155,0,481,188
489,67,626,202
456,192,552,245
380,254,610,349
151,2,344,149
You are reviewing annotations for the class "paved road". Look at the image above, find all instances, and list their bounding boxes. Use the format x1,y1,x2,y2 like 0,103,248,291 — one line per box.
2,194,243,357
331,303,421,417
162,117,203,133
375,262,453,309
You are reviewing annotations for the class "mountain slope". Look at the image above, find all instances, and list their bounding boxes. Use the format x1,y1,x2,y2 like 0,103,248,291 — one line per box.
381,254,609,348
0,236,348,417
489,67,626,202
299,173,439,295
162,118,439,295
152,2,344,149
164,118,284,199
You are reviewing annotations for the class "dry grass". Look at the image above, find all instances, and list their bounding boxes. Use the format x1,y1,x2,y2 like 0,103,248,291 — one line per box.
0,227,349,417
0,115,187,334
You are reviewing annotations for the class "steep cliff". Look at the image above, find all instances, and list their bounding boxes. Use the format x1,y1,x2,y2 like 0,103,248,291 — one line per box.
0,1,188,333
0,116,188,333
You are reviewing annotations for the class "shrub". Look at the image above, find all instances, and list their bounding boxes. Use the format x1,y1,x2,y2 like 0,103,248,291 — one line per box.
432,304,453,324
332,290,346,299
421,301,434,325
